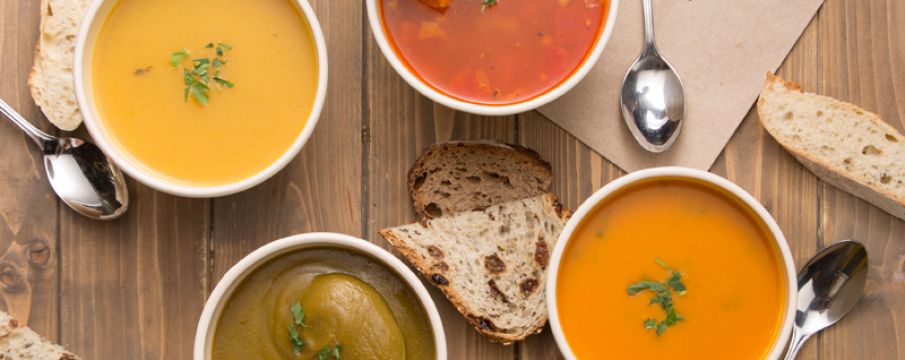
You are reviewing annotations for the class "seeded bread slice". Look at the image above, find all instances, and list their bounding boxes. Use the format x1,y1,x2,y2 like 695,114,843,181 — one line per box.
0,311,80,360
758,72,905,221
28,0,91,131
409,141,553,219
379,194,570,344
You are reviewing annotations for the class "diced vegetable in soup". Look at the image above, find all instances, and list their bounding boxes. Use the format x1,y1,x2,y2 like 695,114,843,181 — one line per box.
379,0,609,105
557,179,788,359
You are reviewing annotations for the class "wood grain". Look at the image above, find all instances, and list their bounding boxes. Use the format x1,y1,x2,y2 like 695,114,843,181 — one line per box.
0,0,903,359
817,0,905,358
0,0,58,342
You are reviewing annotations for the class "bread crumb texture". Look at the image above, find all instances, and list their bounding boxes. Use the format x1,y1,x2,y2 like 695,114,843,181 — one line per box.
758,72,905,219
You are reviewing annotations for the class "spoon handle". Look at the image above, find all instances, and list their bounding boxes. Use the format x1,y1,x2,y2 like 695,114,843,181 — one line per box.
0,98,55,146
783,326,812,360
642,0,656,47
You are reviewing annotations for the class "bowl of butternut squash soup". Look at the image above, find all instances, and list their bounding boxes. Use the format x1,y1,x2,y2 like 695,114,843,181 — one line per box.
74,0,327,197
367,0,618,116
547,167,796,360
195,233,447,360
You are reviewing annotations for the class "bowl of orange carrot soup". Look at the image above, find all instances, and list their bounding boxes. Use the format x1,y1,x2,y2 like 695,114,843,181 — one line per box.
547,167,797,359
74,0,327,197
367,0,619,116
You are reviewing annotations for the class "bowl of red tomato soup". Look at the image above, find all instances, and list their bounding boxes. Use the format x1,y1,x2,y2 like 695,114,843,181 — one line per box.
367,0,618,116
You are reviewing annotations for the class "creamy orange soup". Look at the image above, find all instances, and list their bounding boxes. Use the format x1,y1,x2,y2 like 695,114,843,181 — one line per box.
92,0,318,186
557,178,787,359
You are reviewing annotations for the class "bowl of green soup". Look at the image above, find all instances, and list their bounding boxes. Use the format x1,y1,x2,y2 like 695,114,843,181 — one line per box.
194,232,447,359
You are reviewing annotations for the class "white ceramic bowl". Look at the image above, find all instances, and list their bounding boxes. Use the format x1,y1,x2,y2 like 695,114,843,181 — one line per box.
366,0,619,116
74,0,328,198
193,232,448,360
546,167,797,360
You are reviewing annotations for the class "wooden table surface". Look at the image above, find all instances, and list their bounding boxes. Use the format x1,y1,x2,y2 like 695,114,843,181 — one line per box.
1,0,903,359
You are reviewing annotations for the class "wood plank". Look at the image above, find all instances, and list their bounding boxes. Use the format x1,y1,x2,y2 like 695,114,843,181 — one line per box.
60,190,209,359
365,23,519,358
209,0,363,279
517,112,624,360
817,0,905,358
0,0,59,342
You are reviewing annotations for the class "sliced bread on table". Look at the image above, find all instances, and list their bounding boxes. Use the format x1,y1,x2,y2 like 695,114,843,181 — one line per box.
409,141,553,219
758,72,905,220
0,311,80,360
379,194,570,344
28,0,91,131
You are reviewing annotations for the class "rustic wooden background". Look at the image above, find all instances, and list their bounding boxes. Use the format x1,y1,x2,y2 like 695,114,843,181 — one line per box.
1,0,903,358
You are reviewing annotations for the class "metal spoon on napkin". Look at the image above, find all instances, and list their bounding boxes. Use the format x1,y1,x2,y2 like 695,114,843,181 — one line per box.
620,0,686,153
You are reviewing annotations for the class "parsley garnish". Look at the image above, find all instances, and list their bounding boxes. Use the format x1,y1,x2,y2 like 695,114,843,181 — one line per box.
169,42,234,106
481,0,498,12
287,301,307,354
627,258,687,336
318,344,343,360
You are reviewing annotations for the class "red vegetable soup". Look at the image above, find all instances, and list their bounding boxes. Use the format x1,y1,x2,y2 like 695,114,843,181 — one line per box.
378,0,609,105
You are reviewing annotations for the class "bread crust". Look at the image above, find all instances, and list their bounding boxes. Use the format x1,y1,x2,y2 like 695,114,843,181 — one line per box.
757,72,905,221
408,140,553,219
29,0,89,131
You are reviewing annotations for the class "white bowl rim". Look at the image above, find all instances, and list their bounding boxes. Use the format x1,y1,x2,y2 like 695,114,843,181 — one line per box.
74,0,329,198
545,167,797,360
365,0,620,116
193,232,448,360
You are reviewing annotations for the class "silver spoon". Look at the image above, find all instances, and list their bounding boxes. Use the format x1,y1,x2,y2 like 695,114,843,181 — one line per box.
785,240,868,360
620,0,685,153
0,98,128,220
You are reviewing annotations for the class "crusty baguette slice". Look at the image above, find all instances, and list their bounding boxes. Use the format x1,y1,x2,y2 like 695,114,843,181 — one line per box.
0,311,80,360
28,0,91,131
758,72,905,220
380,194,570,344
409,141,553,219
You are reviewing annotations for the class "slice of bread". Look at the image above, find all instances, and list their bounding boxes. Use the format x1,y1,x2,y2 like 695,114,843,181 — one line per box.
0,311,80,360
379,194,570,344
409,141,553,219
758,72,905,220
28,0,91,131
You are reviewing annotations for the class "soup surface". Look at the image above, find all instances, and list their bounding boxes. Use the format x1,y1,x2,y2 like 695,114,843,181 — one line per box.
92,0,318,186
213,248,436,359
557,178,787,359
379,0,608,105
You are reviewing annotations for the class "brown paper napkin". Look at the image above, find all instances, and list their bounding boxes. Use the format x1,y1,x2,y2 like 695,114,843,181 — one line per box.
538,0,824,172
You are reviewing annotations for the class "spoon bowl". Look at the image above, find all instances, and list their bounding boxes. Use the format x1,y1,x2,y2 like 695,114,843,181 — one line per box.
43,137,128,220
785,240,868,359
0,98,128,220
620,0,685,152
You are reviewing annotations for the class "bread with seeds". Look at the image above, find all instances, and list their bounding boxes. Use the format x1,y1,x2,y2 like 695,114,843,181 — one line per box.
379,194,570,343
408,141,553,219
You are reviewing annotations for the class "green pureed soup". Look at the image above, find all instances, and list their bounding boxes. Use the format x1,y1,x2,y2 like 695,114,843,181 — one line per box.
212,248,436,359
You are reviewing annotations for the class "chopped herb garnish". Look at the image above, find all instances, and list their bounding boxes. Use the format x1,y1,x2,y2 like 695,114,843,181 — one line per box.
169,42,234,106
481,0,498,12
627,259,687,336
169,49,190,67
318,344,343,360
288,325,305,354
290,302,306,327
287,301,307,354
655,257,687,294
